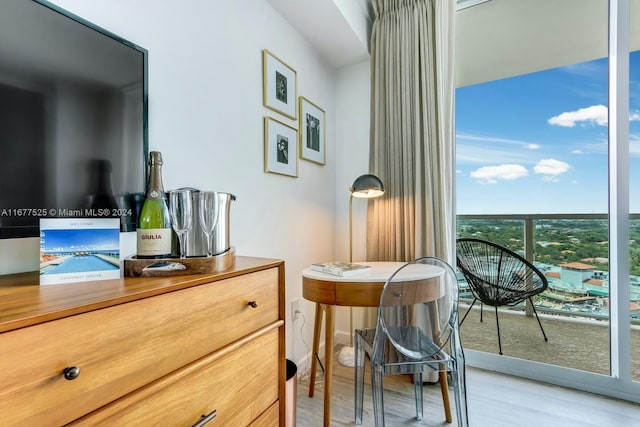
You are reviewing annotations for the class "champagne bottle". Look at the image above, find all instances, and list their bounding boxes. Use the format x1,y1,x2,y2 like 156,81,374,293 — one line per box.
136,151,172,258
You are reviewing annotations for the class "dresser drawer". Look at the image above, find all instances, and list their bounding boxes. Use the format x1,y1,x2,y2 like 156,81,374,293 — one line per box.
70,326,280,426
0,268,279,426
249,402,280,427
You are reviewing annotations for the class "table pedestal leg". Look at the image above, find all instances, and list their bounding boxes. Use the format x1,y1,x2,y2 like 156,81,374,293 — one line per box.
306,303,336,427
323,304,335,427
308,303,323,397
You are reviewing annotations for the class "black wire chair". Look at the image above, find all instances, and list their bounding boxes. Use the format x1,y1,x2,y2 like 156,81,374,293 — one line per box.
455,238,548,355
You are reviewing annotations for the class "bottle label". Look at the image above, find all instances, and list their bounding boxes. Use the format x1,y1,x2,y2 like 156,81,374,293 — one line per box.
137,228,172,257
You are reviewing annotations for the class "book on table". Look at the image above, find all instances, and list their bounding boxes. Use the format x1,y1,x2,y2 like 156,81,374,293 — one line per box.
310,261,371,277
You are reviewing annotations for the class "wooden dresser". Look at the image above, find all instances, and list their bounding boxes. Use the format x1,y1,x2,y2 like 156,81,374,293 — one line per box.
0,256,285,426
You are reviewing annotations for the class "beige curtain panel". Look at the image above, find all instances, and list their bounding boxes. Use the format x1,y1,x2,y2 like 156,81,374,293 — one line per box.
366,0,456,264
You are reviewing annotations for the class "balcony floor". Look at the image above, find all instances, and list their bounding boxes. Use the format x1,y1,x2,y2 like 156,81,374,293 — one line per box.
459,304,640,379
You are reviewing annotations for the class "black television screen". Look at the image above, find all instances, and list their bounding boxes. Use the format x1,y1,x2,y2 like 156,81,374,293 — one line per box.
0,0,148,238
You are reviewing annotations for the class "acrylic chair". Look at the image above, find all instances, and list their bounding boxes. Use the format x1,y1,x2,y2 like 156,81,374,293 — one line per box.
354,257,468,427
456,238,549,355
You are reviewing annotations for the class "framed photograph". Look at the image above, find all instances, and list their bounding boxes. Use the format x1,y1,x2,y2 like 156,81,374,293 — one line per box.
299,96,326,165
263,49,297,119
264,117,298,177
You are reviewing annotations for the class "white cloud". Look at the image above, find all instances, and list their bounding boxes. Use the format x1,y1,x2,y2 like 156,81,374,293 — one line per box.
579,139,608,155
456,133,544,165
456,144,534,165
457,133,541,149
548,106,640,128
470,164,528,184
562,62,607,78
571,149,585,154
629,134,640,156
534,158,571,181
548,104,608,127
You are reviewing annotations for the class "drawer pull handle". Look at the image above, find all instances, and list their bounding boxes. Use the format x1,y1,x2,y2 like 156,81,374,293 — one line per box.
247,300,258,308
192,410,217,427
63,366,80,380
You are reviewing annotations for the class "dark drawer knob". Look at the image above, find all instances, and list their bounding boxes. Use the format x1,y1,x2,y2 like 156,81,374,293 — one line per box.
63,366,80,380
247,300,258,308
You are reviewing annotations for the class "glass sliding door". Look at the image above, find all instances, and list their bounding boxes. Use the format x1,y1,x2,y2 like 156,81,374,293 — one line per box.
629,0,640,383
456,0,610,374
455,0,640,402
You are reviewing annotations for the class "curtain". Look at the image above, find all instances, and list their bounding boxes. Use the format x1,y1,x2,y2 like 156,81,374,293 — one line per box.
366,0,456,265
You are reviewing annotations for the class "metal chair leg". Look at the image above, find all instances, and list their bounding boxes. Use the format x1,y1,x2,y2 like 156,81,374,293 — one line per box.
494,305,503,355
459,298,477,325
529,298,548,342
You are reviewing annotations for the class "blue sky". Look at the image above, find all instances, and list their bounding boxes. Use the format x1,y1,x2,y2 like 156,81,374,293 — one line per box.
456,51,640,214
41,228,119,253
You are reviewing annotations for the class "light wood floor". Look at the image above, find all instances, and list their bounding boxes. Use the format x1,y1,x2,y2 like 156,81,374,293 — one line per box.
294,347,640,426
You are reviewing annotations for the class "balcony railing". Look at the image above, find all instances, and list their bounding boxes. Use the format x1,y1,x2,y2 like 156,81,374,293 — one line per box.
456,213,640,379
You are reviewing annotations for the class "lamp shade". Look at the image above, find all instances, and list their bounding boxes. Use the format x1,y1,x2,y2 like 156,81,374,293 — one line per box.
350,174,384,199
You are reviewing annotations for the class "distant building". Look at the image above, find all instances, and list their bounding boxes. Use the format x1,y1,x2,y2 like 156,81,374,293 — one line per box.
559,262,596,288
584,278,605,286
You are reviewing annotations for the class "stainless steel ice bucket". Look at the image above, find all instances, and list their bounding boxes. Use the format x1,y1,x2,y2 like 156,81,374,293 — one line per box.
170,189,235,257
210,192,236,255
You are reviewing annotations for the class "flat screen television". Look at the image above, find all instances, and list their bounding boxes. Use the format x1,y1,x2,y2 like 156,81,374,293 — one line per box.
0,0,148,239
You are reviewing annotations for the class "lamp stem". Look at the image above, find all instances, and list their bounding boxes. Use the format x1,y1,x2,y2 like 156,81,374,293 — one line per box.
348,194,354,347
349,194,354,263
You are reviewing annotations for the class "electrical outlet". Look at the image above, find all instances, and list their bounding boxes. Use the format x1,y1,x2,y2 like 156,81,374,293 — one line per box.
291,298,300,320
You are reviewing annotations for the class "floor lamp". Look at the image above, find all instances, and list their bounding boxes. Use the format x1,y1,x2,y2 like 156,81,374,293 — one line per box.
337,174,385,367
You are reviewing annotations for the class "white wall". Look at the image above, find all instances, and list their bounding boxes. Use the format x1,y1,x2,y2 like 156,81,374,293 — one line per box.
333,59,372,346
0,0,349,367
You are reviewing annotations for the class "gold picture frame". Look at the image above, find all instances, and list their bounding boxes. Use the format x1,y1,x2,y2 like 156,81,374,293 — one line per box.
264,116,298,177
299,96,326,165
262,49,297,119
